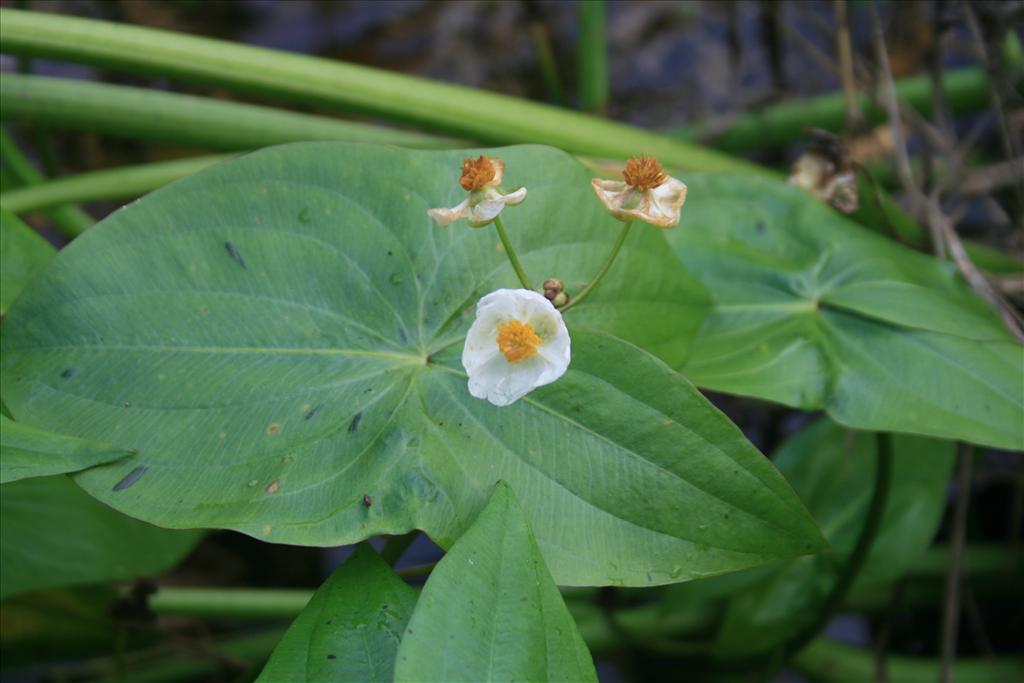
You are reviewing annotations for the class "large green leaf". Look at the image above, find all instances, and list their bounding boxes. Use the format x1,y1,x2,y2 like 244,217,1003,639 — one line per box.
712,419,955,657
256,544,416,683
0,143,824,586
0,209,55,314
1,414,134,483
395,482,596,682
668,173,1024,450
0,475,200,600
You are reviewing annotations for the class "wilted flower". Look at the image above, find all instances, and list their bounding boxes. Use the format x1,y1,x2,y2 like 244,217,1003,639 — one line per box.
591,155,688,228
428,155,528,228
462,289,571,407
788,130,860,214
789,151,859,214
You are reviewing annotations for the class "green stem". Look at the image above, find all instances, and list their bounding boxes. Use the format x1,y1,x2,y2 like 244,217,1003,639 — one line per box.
578,0,608,114
0,73,461,152
149,587,312,620
673,68,992,153
0,8,932,242
793,637,1024,683
493,214,533,290
784,431,893,660
529,22,567,107
0,126,93,236
1,155,231,213
559,221,632,313
672,31,1022,154
0,8,759,175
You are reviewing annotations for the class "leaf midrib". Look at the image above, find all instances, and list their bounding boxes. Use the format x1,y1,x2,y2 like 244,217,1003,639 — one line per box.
428,363,817,554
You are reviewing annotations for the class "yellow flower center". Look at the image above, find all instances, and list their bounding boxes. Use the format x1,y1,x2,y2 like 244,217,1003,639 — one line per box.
497,320,542,364
622,155,668,192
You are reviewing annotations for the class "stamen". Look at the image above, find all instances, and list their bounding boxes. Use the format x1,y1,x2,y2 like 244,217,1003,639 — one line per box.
497,319,543,364
622,155,668,192
460,155,497,191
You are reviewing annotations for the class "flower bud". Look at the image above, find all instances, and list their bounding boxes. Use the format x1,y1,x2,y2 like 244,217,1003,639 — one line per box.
542,278,564,301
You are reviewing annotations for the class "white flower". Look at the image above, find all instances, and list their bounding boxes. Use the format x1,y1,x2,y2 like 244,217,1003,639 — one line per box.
591,155,687,228
462,289,571,406
428,155,528,228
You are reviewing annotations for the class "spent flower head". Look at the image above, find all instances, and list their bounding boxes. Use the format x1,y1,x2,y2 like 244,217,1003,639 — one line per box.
591,155,688,228
789,150,859,214
428,155,528,228
462,289,570,406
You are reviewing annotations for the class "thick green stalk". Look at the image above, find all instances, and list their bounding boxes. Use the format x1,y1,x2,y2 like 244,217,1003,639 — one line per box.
674,68,991,153
559,220,632,313
793,637,1024,683
0,9,933,244
0,8,759,175
11,8,989,252
0,127,93,235
673,31,1023,153
149,587,311,619
1,155,231,213
0,73,460,151
578,0,609,114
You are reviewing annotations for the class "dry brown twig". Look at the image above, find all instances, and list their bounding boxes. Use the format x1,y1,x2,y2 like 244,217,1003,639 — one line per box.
869,4,1023,341
834,1,864,132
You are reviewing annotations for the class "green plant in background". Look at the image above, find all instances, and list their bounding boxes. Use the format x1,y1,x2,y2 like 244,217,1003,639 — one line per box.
1,4,1021,683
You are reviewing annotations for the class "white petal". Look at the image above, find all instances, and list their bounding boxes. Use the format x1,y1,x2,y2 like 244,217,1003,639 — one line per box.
467,198,506,226
590,179,635,223
427,197,470,227
468,354,549,406
502,186,528,206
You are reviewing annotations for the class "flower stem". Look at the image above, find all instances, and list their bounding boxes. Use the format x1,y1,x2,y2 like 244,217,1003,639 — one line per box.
493,214,533,290
559,220,633,313
783,432,893,661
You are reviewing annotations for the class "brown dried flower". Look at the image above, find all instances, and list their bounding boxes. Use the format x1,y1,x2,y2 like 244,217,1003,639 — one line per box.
459,155,497,191
591,155,687,228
